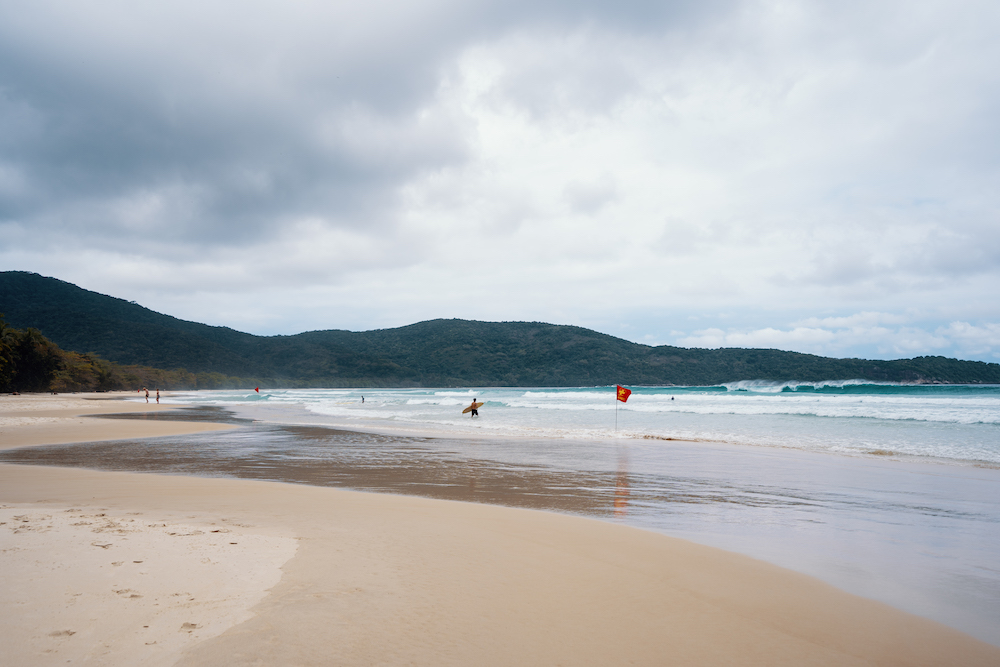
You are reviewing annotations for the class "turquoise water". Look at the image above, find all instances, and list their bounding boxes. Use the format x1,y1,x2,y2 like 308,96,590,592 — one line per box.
168,382,1000,465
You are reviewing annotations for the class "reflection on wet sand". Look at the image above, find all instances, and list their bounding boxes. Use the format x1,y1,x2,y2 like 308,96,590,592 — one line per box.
7,407,985,529
614,449,630,517
93,406,251,425
0,407,859,520
1,419,627,517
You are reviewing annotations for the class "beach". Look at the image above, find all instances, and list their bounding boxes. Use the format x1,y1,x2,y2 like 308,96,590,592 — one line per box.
0,392,237,450
2,394,1000,666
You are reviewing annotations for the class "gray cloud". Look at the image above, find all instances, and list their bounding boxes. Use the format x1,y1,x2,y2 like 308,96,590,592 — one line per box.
2,0,999,361
0,0,726,241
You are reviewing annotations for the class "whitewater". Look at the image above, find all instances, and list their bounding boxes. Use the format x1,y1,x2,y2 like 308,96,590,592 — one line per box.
170,382,1000,466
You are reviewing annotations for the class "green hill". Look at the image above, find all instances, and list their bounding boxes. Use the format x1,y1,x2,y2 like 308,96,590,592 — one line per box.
2,271,999,387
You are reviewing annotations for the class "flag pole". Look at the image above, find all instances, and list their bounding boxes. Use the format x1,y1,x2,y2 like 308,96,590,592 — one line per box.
614,385,631,433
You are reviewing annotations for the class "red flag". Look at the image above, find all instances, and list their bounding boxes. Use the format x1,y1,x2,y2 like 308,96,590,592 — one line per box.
616,385,631,403
255,387,260,393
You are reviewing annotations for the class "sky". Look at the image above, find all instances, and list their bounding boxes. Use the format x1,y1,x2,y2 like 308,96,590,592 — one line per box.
1,0,999,362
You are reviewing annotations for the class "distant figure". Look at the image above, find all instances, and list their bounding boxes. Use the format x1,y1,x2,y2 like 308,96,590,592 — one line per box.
361,396,364,404
156,389,160,404
469,398,479,418
671,396,674,401
144,387,149,403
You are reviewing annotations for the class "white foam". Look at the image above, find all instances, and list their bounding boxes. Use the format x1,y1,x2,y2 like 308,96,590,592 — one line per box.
171,386,1000,464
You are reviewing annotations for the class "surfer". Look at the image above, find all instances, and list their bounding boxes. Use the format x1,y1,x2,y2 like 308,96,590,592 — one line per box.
469,398,479,418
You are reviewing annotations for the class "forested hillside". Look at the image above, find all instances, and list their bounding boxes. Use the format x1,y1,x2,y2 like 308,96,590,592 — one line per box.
3,271,999,388
0,317,250,393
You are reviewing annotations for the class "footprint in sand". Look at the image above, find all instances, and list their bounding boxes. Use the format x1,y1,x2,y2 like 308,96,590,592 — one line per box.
112,588,142,599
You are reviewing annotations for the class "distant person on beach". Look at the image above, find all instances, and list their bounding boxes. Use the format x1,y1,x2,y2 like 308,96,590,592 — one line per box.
469,398,479,418
156,389,160,404
361,396,364,403
144,387,149,403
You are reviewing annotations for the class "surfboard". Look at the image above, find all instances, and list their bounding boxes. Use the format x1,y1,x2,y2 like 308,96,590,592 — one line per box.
462,402,484,414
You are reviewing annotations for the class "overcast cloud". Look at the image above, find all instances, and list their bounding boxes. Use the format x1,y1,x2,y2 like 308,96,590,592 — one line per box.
1,0,999,362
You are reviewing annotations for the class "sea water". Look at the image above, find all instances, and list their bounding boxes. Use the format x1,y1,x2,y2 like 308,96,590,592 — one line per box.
170,382,1000,465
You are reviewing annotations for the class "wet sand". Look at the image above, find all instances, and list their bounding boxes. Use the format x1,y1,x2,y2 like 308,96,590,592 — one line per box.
2,394,1000,665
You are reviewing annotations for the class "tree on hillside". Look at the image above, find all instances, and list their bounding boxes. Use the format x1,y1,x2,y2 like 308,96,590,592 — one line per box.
0,316,16,390
7,327,63,392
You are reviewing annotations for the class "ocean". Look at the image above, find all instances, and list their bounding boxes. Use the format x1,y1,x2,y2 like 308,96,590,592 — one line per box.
174,382,1000,465
4,382,999,645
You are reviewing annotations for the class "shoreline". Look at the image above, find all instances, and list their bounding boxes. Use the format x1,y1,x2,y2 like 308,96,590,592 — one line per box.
2,395,999,665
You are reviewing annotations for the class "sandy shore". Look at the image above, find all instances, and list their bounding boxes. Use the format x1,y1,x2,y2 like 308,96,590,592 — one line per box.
0,392,236,450
2,396,999,666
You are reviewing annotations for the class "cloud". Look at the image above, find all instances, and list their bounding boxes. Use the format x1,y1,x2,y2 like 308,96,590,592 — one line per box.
795,312,911,329
676,313,1000,360
940,322,1000,357
1,0,999,361
563,174,619,215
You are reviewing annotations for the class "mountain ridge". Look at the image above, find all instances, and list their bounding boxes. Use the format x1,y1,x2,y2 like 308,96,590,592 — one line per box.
3,271,999,387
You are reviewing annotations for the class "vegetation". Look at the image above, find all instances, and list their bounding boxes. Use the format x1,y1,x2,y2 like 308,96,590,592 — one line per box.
3,271,1000,388
0,316,254,393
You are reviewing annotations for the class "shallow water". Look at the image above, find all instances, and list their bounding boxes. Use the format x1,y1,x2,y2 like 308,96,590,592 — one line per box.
3,401,998,646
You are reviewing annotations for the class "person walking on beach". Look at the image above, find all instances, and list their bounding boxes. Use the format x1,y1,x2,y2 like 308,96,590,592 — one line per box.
144,387,149,403
156,389,160,404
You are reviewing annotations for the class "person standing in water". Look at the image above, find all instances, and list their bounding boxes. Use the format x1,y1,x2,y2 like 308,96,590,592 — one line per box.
469,398,479,418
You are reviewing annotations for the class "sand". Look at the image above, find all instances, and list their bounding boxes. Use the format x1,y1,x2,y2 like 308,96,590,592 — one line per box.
2,395,999,666
0,392,236,450
0,501,297,666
